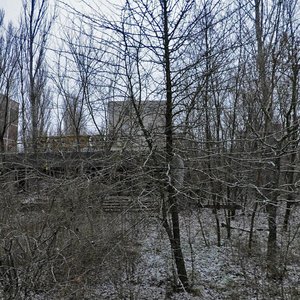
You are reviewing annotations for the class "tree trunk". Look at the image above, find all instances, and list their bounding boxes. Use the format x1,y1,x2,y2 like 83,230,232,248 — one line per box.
248,202,258,251
283,197,294,232
0,137,5,153
266,156,281,279
169,189,189,289
162,0,189,290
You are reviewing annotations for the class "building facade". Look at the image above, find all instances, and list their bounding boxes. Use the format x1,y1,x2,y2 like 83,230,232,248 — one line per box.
0,95,19,152
108,100,166,150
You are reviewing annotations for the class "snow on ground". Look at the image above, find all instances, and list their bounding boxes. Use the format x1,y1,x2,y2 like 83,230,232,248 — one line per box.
26,204,300,299
86,205,300,300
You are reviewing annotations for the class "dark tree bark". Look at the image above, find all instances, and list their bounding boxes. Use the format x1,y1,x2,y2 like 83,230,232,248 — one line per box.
20,0,54,154
161,0,189,289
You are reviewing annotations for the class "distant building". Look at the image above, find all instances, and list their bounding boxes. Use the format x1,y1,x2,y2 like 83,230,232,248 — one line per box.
108,100,165,150
37,134,105,152
31,100,166,153
0,95,19,152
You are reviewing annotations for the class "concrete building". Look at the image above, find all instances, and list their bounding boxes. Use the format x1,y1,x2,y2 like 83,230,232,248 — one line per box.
0,95,19,152
108,100,165,150
37,134,105,152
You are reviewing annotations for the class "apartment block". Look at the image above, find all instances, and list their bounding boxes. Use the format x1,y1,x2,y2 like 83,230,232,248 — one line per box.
0,95,19,152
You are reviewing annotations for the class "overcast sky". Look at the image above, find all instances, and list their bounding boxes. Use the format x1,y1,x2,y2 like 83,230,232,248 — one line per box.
1,1,120,26
1,0,22,24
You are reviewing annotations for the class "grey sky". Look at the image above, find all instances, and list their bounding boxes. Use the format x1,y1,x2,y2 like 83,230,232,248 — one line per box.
0,1,118,26
1,0,22,23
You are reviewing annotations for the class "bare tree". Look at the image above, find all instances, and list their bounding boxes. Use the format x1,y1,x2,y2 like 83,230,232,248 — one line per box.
231,0,300,278
19,0,54,153
63,0,210,290
0,14,19,154
279,0,300,232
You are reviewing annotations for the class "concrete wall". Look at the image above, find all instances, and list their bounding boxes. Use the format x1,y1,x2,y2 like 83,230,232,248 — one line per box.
0,95,19,152
108,100,165,150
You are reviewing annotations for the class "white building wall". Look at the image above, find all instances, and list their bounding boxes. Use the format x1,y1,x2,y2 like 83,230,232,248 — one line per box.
108,100,165,150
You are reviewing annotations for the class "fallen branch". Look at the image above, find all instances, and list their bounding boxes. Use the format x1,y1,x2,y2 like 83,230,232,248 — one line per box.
221,223,267,232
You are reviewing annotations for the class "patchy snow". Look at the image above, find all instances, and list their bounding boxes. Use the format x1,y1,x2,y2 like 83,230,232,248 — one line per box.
24,205,300,299
81,206,299,300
